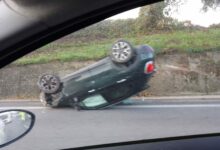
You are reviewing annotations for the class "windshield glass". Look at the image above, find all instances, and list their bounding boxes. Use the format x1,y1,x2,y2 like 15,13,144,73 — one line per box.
80,94,108,108
0,0,220,149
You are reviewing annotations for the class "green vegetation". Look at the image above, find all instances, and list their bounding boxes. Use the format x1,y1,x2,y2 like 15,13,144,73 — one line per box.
14,28,220,65
11,1,220,65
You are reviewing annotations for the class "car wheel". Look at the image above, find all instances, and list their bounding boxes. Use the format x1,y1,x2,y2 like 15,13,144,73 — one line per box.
38,74,61,94
110,40,135,63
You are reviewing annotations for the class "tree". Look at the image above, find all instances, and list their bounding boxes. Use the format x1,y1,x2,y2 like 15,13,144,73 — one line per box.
137,0,220,33
165,0,220,13
201,0,220,11
137,1,173,33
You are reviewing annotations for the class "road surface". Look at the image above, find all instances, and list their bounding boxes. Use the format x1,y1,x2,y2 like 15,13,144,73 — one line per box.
1,96,220,150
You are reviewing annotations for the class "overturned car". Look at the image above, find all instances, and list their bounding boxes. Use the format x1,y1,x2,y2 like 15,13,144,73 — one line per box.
38,40,156,110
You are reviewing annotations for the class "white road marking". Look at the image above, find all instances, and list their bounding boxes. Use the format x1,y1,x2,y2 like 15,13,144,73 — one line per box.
117,104,220,108
0,107,46,110
1,104,220,110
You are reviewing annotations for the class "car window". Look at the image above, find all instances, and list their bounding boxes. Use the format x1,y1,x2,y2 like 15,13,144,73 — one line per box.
0,0,220,149
80,94,108,108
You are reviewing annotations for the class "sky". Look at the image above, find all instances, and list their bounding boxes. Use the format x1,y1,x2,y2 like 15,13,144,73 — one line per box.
108,0,220,27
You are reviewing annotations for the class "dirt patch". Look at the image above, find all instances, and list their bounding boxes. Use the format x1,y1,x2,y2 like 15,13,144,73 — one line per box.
0,52,220,99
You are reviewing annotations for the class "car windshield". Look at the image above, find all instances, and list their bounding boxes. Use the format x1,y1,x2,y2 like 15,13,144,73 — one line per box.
0,0,220,149
80,94,108,108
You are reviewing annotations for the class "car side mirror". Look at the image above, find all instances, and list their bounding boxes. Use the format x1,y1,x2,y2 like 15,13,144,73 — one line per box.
0,110,35,148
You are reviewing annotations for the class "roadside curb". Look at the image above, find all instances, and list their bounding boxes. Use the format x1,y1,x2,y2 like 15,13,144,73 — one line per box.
1,95,220,102
133,95,220,100
0,99,39,102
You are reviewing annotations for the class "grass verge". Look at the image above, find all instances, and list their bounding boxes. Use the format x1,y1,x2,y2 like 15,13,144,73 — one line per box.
15,28,220,65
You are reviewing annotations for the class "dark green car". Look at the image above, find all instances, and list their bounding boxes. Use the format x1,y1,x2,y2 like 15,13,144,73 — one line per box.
38,40,155,110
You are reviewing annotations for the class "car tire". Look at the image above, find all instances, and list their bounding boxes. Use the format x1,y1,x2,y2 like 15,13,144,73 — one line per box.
38,74,61,94
110,40,135,63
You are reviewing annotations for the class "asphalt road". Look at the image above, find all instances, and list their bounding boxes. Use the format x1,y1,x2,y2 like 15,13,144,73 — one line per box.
1,96,220,150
